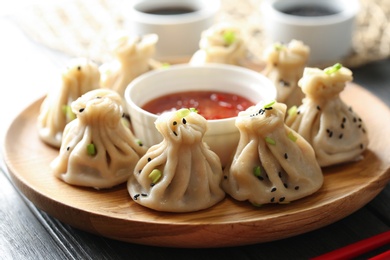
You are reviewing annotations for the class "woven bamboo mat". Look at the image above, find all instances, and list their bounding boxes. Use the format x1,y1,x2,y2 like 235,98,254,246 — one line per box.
13,0,390,67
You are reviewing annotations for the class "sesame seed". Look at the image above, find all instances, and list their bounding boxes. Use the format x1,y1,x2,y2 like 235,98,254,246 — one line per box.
328,131,333,138
138,169,142,174
141,193,147,197
133,194,140,200
271,187,277,192
353,117,357,123
279,197,285,202
77,66,81,70
147,157,152,162
316,105,321,111
182,118,187,124
341,123,345,129
278,171,282,178
284,183,288,188
270,197,275,203
223,175,228,179
339,134,343,139
79,108,85,113
66,146,70,151
284,153,288,159
295,186,300,190
360,144,364,149
173,121,177,125
342,117,346,123
173,131,178,136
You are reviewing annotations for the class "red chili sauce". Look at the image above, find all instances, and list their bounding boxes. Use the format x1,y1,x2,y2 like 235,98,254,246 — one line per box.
142,91,255,120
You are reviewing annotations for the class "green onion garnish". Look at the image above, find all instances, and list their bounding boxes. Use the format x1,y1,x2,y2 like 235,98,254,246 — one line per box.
274,43,284,51
253,166,262,177
324,63,342,75
287,131,298,142
162,63,170,68
223,30,236,45
136,139,143,147
251,202,263,207
287,105,298,117
189,108,198,113
62,105,76,121
265,136,276,145
176,108,191,118
264,100,276,109
87,143,96,156
148,169,162,184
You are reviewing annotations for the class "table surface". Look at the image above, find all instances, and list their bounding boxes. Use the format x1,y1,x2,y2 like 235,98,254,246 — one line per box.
1,7,390,260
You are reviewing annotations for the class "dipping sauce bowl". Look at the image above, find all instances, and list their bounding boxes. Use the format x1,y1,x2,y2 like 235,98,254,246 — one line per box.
125,64,276,166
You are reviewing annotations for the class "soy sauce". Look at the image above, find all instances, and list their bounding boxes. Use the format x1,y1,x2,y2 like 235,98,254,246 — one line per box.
142,6,196,15
282,5,338,17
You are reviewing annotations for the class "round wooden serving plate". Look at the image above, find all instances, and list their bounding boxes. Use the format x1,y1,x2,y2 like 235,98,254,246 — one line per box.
3,83,390,248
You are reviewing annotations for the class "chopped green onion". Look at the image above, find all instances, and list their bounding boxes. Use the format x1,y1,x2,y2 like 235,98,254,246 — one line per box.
324,63,342,75
223,30,236,45
189,108,198,113
251,202,263,207
121,118,130,128
62,105,76,121
136,139,143,147
265,136,276,145
176,108,191,118
148,169,162,184
274,43,285,51
162,63,170,68
287,131,298,142
287,105,298,117
87,143,96,156
263,100,276,109
253,166,262,177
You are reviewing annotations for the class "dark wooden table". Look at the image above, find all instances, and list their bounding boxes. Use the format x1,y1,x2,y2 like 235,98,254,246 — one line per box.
1,13,389,260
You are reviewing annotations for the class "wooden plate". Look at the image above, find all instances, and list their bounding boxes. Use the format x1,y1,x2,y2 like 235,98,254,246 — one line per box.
3,83,390,248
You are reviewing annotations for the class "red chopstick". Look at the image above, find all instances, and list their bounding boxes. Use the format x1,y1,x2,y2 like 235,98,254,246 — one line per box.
369,250,390,260
311,230,390,260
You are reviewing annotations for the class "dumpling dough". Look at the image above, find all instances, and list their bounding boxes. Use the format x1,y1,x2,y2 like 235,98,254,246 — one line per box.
38,58,100,148
51,89,147,189
262,40,310,108
128,108,225,212
285,64,369,167
222,101,323,205
189,23,248,66
99,33,160,97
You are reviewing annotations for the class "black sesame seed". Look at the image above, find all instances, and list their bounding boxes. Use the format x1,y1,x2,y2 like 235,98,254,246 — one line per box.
278,171,282,178
138,169,142,174
316,105,321,111
271,187,277,192
284,183,288,188
141,193,147,197
77,66,81,71
133,194,140,200
326,129,330,133
279,79,290,87
349,107,353,112
295,186,300,190
258,176,264,181
341,123,345,129
79,108,85,113
270,197,275,203
147,157,152,162
223,175,228,179
284,153,288,159
360,144,364,149
66,146,70,151
342,117,346,123
358,124,362,128
96,96,102,99
173,131,178,136
173,121,177,125
362,128,366,134
182,118,187,124
339,134,343,139
264,107,273,110
353,117,357,123
328,131,333,138
297,111,301,115
358,118,362,122
279,197,285,202
150,183,155,187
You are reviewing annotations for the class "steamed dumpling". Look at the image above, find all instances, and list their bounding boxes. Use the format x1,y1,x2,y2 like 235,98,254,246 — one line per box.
262,40,310,108
51,89,147,189
285,64,369,167
189,23,248,66
99,33,160,97
128,108,225,212
38,58,100,148
222,101,323,205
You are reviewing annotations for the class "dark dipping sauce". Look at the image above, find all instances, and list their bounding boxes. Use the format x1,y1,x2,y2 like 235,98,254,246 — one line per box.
282,5,339,17
142,91,255,120
141,6,196,15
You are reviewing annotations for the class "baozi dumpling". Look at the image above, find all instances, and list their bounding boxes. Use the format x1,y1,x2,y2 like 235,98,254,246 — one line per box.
285,64,369,167
262,40,310,108
222,101,323,205
38,58,100,148
189,23,248,66
51,89,147,189
128,108,225,212
99,33,160,97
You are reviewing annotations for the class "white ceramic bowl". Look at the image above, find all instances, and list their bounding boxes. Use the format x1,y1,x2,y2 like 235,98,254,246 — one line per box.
125,64,276,166
124,0,220,59
261,0,359,66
